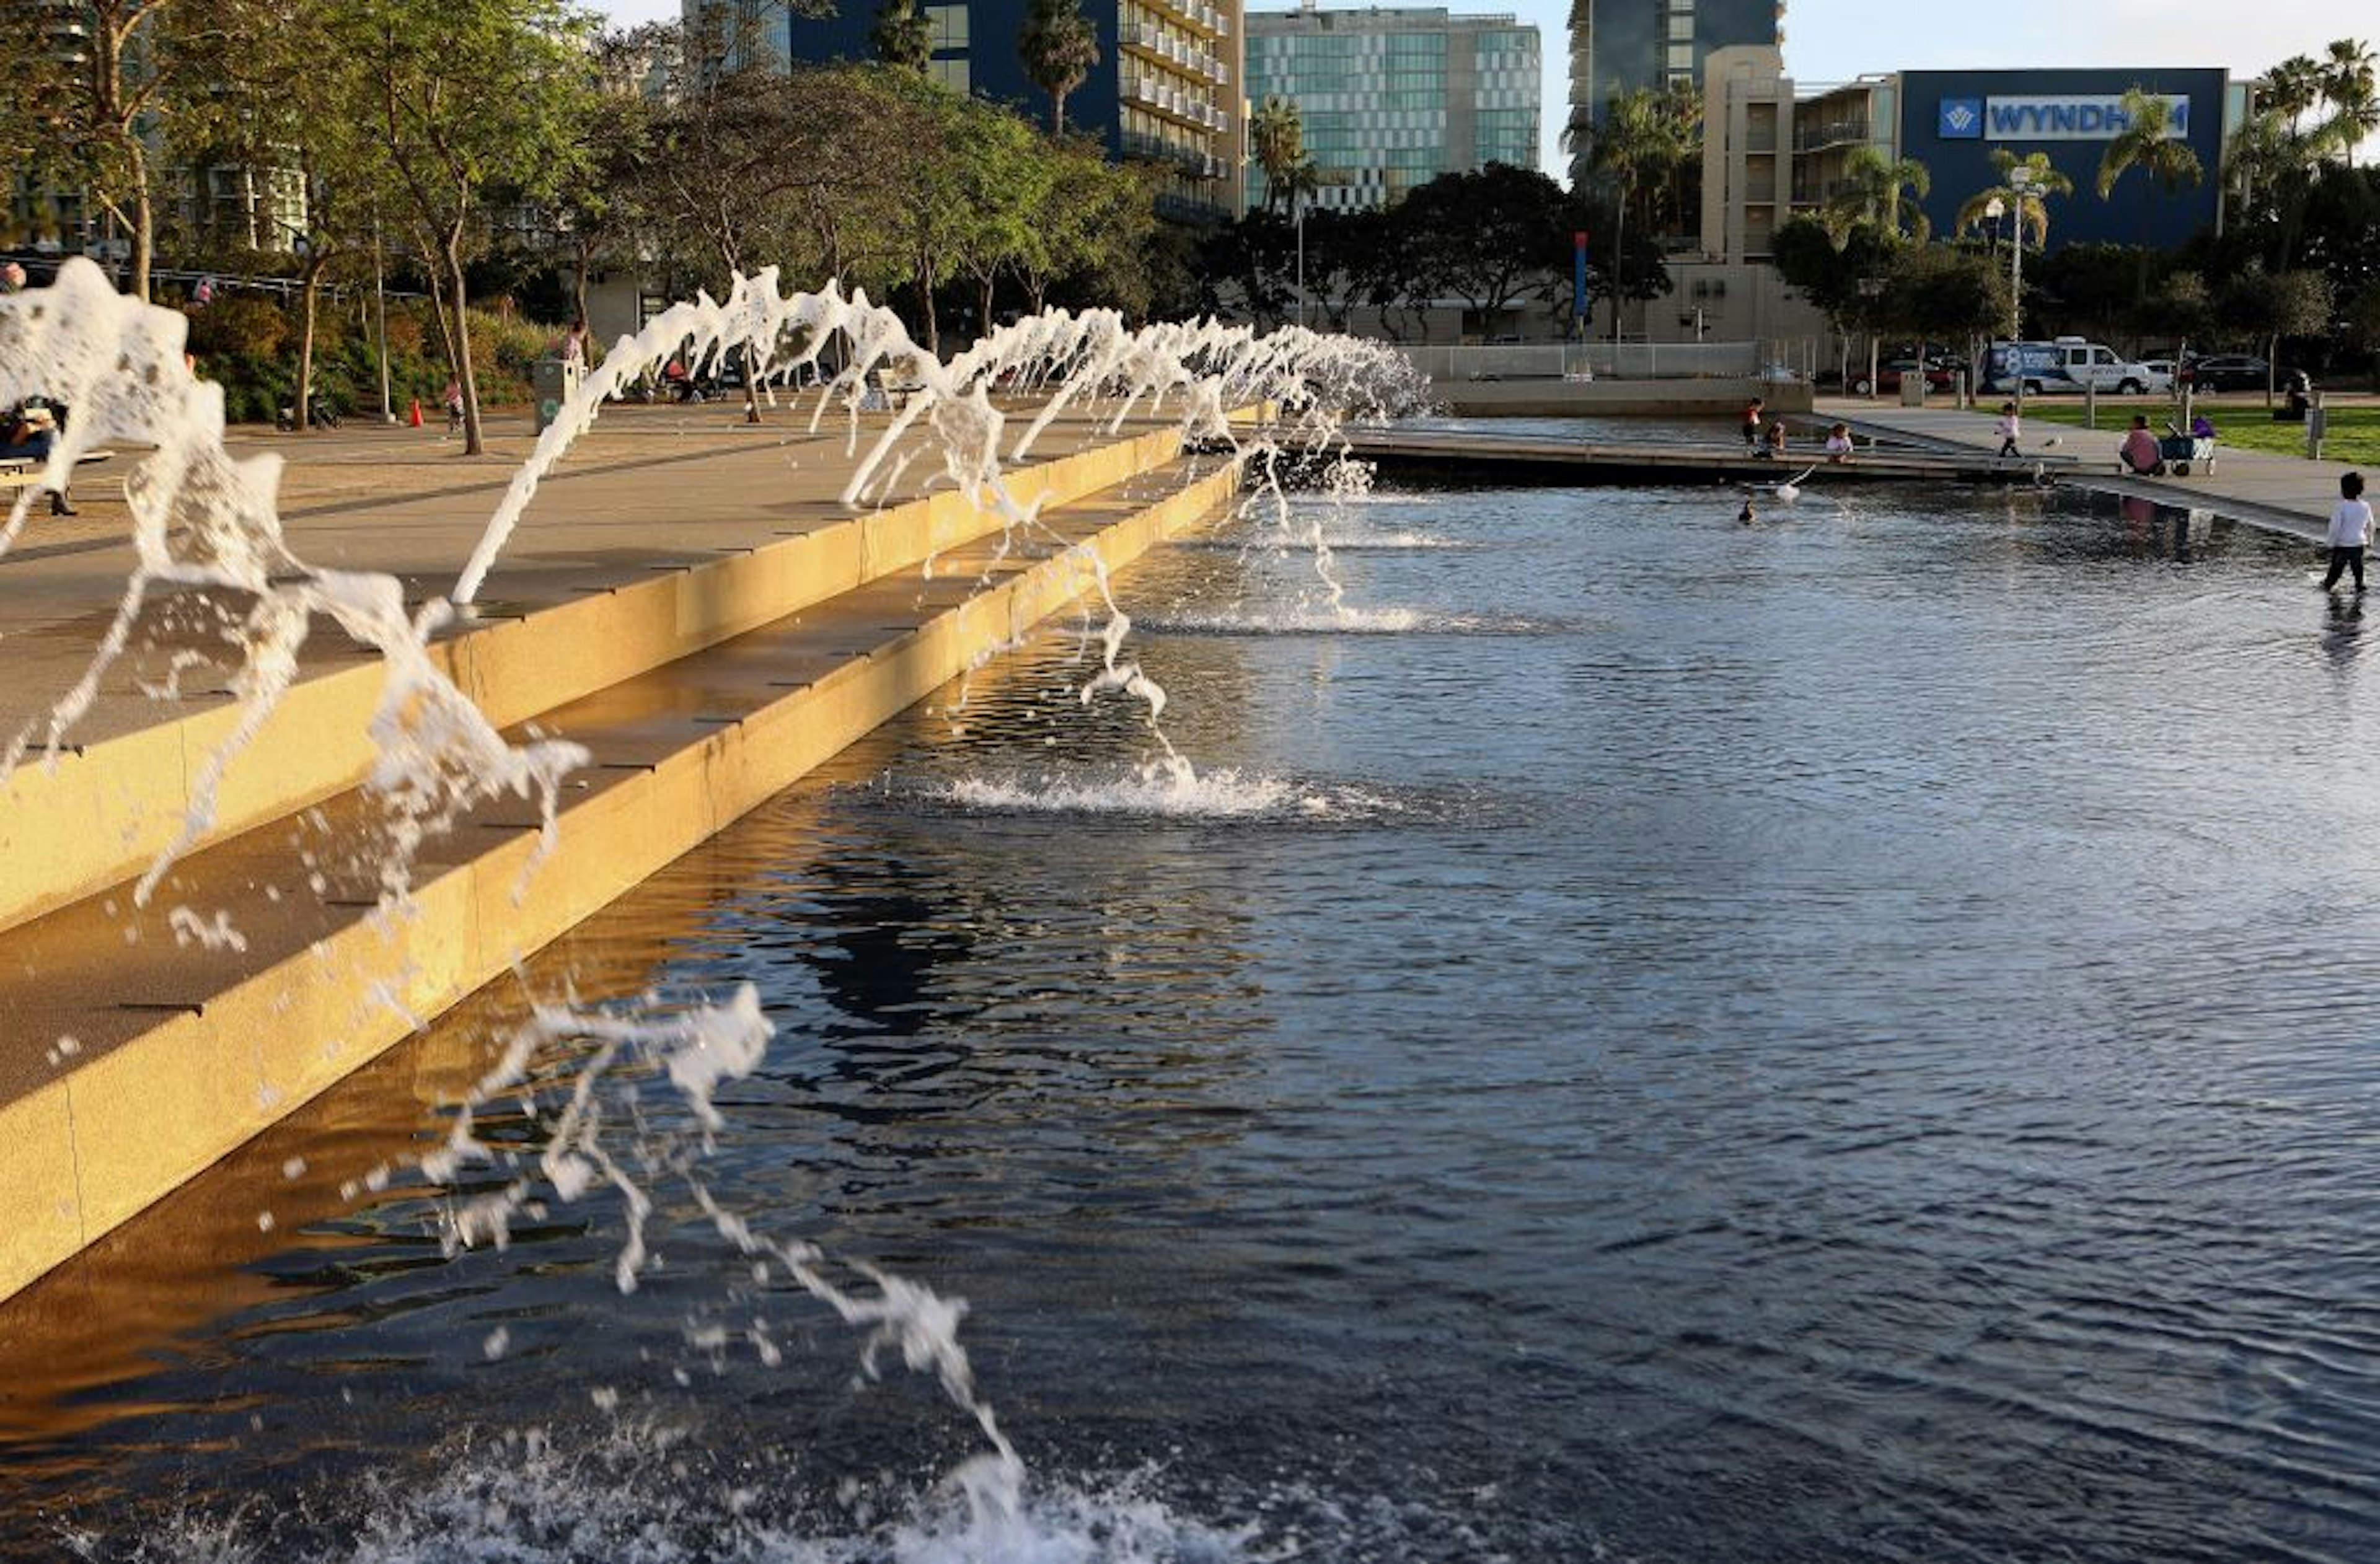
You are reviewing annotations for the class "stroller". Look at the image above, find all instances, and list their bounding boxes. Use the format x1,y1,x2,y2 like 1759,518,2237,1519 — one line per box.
2157,422,2218,477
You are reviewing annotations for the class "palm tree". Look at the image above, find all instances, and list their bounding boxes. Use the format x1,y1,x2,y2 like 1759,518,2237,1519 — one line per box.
1019,0,1100,136
1250,95,1305,215
1954,150,2071,247
1588,85,1686,341
1822,146,1932,247
2098,87,2203,302
870,0,934,73
2318,37,2379,163
2264,55,2327,138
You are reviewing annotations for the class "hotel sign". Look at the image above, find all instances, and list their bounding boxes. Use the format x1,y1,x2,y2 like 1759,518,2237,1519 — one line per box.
1937,94,2190,141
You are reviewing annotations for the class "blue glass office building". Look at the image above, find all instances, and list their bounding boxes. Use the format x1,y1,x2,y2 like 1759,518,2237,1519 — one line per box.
686,0,1245,219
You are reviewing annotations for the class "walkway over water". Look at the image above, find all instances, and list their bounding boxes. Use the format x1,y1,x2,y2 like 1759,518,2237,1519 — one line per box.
1828,398,2362,543
1343,424,2076,485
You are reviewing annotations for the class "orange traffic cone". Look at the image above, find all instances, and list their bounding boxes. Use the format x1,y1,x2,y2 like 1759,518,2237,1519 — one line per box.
408,396,423,428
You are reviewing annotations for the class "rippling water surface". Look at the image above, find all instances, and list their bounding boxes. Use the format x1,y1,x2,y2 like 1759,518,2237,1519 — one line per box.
5,473,2380,1562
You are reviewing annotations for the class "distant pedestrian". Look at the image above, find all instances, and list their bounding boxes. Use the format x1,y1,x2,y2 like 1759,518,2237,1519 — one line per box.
1742,397,1764,454
2325,471,2373,594
1994,402,2021,458
441,374,464,434
2118,415,2162,477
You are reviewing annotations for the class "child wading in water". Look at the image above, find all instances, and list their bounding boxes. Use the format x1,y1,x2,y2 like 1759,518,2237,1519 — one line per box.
2325,471,2374,593
1995,402,2021,458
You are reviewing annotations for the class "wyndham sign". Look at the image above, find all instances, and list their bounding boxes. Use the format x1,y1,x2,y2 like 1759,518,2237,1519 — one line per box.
1937,94,2190,141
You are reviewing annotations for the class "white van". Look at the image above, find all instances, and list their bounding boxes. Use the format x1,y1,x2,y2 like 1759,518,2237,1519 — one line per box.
1983,338,2172,396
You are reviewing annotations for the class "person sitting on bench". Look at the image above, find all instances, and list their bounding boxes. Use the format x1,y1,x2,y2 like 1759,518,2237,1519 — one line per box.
1,401,74,516
2118,415,2164,477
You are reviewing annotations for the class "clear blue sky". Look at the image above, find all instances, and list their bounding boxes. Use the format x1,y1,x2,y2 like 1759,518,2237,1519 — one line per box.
593,0,2378,180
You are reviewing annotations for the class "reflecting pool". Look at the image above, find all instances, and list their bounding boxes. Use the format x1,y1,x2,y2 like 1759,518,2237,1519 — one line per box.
4,475,2378,1563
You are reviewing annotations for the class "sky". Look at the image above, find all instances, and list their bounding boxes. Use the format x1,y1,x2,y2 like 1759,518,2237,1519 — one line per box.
593,0,2376,180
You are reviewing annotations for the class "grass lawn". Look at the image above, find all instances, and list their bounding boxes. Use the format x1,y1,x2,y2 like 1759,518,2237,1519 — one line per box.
2016,398,2380,468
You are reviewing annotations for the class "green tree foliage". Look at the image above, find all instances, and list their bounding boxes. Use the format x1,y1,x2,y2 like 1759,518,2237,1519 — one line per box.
2221,266,2334,399
6,0,191,300
1583,85,1695,335
870,0,935,73
1248,96,1308,216
2097,87,2202,303
327,0,596,454
1823,147,1933,246
1398,163,1577,333
1018,0,1100,136
1954,149,2072,250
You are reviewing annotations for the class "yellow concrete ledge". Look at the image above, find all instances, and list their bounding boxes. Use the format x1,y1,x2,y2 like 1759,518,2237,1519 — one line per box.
0,455,1240,1305
0,424,1196,939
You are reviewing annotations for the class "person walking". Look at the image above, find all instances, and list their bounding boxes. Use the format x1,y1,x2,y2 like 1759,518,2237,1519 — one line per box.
2324,471,2373,594
1994,402,2021,459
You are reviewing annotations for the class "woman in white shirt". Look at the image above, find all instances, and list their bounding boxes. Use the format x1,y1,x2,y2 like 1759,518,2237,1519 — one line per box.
2324,470,2373,593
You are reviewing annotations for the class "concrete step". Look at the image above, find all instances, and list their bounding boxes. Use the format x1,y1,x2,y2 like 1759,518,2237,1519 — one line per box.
0,447,1241,1304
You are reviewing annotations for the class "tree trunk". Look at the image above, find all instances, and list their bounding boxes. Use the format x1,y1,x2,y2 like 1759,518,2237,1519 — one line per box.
914,253,939,356
296,250,328,432
573,235,593,340
979,275,995,343
128,145,154,304
1609,191,1627,346
1051,90,1066,137
446,231,484,457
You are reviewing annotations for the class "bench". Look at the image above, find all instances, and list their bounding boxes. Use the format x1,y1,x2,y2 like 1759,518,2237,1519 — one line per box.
0,448,116,490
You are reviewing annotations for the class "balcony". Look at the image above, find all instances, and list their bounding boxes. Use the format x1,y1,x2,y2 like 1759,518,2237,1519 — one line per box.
1121,68,1226,134
1140,0,1227,42
1791,117,1872,152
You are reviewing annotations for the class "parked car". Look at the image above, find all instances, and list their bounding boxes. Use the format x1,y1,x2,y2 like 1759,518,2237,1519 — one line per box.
1851,358,1959,395
2180,354,2280,392
2139,358,2178,383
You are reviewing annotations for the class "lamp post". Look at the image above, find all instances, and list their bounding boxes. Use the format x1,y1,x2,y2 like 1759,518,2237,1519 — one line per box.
2004,166,2034,408
1294,185,1307,330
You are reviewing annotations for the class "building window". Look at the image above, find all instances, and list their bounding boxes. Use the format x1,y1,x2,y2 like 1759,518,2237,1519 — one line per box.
925,4,969,52
930,56,971,92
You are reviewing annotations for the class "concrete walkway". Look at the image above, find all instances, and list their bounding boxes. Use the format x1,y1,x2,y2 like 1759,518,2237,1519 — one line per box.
1821,398,2358,545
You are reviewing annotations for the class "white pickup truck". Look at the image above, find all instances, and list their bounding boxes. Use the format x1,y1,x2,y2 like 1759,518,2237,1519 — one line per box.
1983,338,2173,396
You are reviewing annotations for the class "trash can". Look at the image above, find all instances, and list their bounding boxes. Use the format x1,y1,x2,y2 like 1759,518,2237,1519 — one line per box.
1900,375,1927,406
532,355,581,433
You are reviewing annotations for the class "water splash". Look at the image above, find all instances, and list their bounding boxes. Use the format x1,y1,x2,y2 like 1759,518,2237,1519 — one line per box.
0,261,586,911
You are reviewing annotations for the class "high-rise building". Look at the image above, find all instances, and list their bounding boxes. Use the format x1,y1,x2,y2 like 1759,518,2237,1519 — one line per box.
685,0,1245,221
1243,5,1540,213
1567,0,1781,184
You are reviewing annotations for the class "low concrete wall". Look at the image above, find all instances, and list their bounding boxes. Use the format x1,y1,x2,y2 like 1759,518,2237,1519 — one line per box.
0,425,1197,939
1429,377,1815,418
0,453,1239,1305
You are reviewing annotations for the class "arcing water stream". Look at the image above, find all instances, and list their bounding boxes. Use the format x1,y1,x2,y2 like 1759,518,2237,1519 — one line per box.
0,260,1426,1555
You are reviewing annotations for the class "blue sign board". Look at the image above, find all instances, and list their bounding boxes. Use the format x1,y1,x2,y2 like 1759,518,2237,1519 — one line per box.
1939,99,1984,139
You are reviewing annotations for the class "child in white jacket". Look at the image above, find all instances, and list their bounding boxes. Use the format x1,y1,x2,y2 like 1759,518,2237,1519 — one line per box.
2324,471,2373,592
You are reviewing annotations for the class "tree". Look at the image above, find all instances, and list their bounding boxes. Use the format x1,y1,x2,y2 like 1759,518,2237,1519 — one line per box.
2319,38,2379,164
1249,95,1305,216
332,0,596,456
1398,164,1576,336
2221,265,2334,402
1018,0,1099,136
1586,85,1691,338
13,0,191,300
1879,244,2009,356
1955,149,2073,250
1771,215,1897,383
2346,277,2380,389
870,0,935,73
2097,87,2203,304
944,95,1049,338
1823,146,1933,245
177,0,384,429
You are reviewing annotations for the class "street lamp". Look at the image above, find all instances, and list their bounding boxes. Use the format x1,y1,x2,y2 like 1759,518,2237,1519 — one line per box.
1294,185,1305,330
2005,167,2032,341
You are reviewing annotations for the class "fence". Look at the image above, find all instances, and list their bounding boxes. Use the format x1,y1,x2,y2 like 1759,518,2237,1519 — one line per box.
1400,341,1790,384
